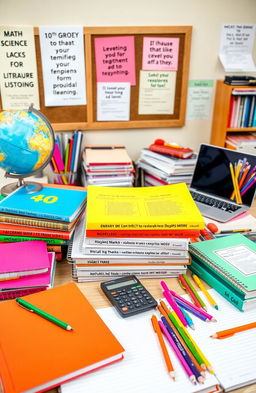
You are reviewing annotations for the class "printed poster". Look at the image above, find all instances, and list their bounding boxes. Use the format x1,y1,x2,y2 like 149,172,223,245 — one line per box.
219,24,256,72
0,25,40,110
39,26,86,106
142,37,180,71
138,70,176,115
94,36,136,85
186,80,214,120
97,82,130,121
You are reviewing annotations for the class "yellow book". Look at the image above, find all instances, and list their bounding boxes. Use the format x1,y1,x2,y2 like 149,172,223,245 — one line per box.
86,184,204,231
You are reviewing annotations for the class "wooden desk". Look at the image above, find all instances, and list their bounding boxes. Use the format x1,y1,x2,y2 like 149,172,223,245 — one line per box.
3,202,256,393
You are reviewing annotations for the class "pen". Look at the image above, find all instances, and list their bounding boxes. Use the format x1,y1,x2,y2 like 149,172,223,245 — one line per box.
151,315,175,380
192,274,219,310
210,322,256,339
16,298,73,331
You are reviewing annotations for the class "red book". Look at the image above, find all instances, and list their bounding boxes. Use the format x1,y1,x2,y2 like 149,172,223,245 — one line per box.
149,144,193,159
86,229,200,238
0,222,74,240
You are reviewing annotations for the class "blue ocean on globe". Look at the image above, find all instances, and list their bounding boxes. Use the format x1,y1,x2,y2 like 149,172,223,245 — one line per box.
0,110,54,175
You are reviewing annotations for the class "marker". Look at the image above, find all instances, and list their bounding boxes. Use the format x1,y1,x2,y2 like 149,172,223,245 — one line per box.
16,298,73,331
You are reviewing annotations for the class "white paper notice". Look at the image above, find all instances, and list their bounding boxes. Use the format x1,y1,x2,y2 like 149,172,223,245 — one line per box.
97,82,130,121
138,70,176,115
219,24,256,72
0,25,40,110
39,26,86,106
186,80,214,120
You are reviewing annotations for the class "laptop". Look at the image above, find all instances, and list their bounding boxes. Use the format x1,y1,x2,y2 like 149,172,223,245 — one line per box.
189,144,256,222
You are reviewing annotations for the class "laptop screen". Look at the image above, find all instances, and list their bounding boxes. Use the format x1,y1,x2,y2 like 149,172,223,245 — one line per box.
190,144,256,207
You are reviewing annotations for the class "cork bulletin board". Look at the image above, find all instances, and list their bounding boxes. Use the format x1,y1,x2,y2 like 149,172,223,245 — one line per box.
0,26,192,131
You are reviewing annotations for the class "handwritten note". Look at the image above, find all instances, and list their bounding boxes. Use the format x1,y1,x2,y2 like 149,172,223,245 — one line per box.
138,70,176,115
142,37,179,71
0,26,40,110
39,26,86,106
94,36,136,85
97,82,130,121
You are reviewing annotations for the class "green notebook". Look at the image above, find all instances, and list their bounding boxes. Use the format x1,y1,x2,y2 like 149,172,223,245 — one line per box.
189,233,256,295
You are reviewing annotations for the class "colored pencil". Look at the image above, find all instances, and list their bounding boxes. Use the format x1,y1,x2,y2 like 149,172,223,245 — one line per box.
179,274,207,310
180,306,195,329
210,322,256,339
151,315,175,379
162,290,188,327
192,274,219,310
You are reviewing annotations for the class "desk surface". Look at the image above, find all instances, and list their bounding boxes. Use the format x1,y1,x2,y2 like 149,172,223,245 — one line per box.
3,203,256,393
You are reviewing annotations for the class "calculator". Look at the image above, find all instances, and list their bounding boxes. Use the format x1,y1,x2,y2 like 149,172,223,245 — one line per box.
100,275,158,318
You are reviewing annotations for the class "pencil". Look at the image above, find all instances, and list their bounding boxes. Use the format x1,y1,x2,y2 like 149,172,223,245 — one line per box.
230,162,241,203
192,274,219,310
151,315,175,380
181,274,207,311
210,322,256,339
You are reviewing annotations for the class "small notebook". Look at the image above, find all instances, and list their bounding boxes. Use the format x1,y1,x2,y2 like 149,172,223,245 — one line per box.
0,283,124,393
61,289,256,393
83,145,133,167
0,240,50,280
189,233,256,295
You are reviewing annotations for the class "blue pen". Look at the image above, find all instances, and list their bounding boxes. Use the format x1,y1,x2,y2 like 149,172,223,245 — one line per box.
180,306,195,330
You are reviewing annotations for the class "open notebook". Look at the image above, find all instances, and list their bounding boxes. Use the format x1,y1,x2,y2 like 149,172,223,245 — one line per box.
61,289,256,393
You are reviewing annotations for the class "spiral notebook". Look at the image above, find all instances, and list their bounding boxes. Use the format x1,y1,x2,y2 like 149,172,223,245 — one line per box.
189,233,256,296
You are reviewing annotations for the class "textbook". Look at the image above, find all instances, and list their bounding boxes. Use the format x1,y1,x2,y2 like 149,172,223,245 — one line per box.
0,222,75,240
189,258,256,311
0,240,50,280
0,252,56,301
0,234,69,245
86,229,200,238
0,283,124,393
86,184,204,231
189,233,256,296
0,185,87,222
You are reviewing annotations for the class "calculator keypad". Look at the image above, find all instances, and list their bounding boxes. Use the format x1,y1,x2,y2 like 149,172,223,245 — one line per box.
110,285,157,316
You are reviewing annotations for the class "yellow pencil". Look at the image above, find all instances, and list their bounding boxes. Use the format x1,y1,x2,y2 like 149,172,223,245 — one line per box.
192,274,219,310
229,163,241,204
235,163,242,204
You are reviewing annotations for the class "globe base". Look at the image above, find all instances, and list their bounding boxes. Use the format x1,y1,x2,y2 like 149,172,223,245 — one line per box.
1,181,43,196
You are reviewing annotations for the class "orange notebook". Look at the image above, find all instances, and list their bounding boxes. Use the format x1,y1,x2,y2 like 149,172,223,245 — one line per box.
0,283,124,393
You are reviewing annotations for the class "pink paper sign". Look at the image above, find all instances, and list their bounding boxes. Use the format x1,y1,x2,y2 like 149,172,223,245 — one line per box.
94,36,136,85
142,37,180,71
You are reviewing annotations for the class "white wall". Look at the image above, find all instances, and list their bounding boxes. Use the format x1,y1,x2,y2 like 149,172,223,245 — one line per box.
1,0,256,160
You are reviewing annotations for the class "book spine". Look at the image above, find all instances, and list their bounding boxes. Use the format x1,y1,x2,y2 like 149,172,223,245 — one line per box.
75,259,189,265
75,270,182,280
0,234,68,245
84,238,188,249
0,227,70,239
189,262,244,311
86,229,200,238
82,248,189,257
0,287,45,301
0,215,70,230
149,144,193,158
189,247,246,295
0,207,70,222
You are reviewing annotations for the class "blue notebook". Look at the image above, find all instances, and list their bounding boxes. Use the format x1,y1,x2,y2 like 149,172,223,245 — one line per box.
0,185,87,222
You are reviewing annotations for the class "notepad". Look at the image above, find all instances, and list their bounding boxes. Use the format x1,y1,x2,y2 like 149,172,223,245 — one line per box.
61,289,256,393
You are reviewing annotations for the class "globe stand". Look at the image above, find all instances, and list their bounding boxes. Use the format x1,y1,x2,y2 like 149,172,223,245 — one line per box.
1,174,43,196
0,104,55,196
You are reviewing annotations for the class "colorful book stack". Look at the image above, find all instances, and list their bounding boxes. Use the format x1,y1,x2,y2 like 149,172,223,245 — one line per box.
136,147,197,187
226,132,256,154
0,240,56,300
50,131,84,185
189,233,256,311
227,88,256,129
81,144,134,187
70,184,204,281
0,184,87,260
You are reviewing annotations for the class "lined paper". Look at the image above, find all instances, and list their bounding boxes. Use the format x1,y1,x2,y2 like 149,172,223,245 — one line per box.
61,289,256,393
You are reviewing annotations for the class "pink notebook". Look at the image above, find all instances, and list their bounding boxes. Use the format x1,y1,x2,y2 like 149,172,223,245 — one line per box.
0,252,55,300
0,240,50,280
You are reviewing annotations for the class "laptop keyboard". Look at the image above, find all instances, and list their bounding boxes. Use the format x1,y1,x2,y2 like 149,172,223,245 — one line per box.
190,191,241,212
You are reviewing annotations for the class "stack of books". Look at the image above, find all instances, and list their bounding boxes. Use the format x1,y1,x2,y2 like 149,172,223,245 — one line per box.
0,240,56,300
81,144,134,187
189,233,256,311
70,184,204,281
136,148,197,187
0,184,87,260
227,88,256,129
225,132,256,153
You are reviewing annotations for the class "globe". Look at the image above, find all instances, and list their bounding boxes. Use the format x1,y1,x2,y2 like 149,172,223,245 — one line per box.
0,106,55,195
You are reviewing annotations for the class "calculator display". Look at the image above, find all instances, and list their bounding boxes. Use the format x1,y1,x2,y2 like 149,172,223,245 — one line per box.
106,278,138,290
